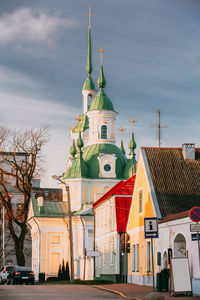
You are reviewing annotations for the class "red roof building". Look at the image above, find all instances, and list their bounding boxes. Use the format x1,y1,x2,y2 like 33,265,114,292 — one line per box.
93,175,136,232
93,175,136,282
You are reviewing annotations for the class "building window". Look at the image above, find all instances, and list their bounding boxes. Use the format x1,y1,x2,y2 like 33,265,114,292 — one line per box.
136,244,139,272
87,229,93,251
132,244,139,272
101,125,107,139
138,189,143,213
103,245,106,265
110,242,114,265
132,244,135,272
147,241,151,273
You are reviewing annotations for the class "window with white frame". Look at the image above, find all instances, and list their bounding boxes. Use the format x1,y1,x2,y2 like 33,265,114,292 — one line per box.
95,248,100,268
132,244,136,272
132,243,139,272
136,244,139,272
87,229,93,250
103,245,106,265
101,125,107,139
138,189,143,213
147,241,151,273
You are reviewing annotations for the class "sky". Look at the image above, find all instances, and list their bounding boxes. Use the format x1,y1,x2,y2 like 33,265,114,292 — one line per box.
1,0,200,188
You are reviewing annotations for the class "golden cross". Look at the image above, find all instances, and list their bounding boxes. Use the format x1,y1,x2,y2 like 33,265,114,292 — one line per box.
128,117,137,133
75,115,83,122
118,125,126,140
85,4,95,29
97,47,106,65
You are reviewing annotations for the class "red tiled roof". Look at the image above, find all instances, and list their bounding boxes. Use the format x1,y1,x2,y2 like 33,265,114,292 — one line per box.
144,147,200,218
93,175,136,209
159,210,190,224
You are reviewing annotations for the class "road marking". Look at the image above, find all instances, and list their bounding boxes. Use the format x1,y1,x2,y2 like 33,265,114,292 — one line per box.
0,294,67,297
93,286,142,300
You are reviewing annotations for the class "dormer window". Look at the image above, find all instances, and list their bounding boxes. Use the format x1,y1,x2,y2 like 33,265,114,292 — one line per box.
101,125,107,139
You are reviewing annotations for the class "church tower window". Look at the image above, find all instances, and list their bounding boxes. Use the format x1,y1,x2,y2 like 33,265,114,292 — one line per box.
87,94,92,110
101,125,107,139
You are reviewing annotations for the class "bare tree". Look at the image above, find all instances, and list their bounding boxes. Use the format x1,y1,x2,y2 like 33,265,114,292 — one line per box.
0,126,48,266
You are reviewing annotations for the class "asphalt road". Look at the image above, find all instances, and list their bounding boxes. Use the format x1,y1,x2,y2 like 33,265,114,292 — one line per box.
0,284,120,300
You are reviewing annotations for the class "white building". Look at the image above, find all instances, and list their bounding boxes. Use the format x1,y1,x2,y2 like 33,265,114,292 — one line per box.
157,211,200,296
28,10,137,281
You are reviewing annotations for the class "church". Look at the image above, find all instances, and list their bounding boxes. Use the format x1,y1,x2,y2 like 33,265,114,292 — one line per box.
27,7,137,281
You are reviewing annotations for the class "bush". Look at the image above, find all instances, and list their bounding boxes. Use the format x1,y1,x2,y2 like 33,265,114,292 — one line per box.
58,264,62,281
46,277,59,282
57,260,70,281
39,273,45,283
65,262,70,280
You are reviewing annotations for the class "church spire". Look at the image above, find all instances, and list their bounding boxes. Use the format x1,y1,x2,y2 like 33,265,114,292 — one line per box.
118,125,126,155
120,140,125,155
82,5,95,91
97,47,106,88
128,132,136,159
86,28,92,75
69,139,77,157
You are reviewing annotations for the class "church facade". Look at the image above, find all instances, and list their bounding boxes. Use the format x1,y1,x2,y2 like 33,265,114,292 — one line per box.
28,11,137,281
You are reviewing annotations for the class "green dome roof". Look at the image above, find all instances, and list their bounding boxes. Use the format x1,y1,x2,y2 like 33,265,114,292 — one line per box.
82,75,95,90
123,158,137,179
63,157,88,179
89,88,114,111
82,143,127,179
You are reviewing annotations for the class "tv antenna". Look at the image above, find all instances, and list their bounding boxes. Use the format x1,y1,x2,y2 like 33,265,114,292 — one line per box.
150,109,168,148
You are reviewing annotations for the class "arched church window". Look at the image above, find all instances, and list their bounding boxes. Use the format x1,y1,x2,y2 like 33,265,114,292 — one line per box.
87,94,92,110
101,125,107,139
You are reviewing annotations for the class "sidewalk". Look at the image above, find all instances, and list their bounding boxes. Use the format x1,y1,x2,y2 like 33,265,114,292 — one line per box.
93,284,200,300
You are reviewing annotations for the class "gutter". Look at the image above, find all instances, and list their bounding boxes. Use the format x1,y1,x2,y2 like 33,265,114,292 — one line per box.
32,217,41,276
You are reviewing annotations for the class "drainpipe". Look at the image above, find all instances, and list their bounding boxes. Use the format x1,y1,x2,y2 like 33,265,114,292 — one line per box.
93,211,96,279
80,216,86,280
32,217,41,279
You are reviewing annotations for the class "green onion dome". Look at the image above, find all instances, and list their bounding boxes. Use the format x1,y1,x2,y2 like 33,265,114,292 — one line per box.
82,143,127,179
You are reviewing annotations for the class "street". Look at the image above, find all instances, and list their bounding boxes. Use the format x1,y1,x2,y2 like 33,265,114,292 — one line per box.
0,284,120,300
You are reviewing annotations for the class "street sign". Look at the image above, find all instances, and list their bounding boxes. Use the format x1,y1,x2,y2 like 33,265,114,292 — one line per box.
144,217,158,239
191,233,200,241
189,207,200,223
190,223,200,232
86,250,101,257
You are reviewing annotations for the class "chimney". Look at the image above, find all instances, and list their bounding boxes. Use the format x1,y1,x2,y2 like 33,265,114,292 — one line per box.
37,196,45,214
182,143,195,160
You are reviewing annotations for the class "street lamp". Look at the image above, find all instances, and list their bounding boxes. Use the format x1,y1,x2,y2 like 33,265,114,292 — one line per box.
52,175,74,280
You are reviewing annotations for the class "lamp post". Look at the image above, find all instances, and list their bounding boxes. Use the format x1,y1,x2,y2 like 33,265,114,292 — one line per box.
52,175,74,280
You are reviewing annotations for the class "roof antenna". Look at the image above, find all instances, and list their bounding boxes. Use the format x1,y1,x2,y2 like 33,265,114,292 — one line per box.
150,109,168,148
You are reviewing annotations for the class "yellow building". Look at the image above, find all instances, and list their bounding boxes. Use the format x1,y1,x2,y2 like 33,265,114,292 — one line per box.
127,144,200,286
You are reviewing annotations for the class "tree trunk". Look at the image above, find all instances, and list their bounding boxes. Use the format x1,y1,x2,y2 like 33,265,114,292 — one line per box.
8,219,27,266
15,239,25,266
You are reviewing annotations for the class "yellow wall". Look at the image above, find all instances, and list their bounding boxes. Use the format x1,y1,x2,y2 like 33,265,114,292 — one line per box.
127,153,156,277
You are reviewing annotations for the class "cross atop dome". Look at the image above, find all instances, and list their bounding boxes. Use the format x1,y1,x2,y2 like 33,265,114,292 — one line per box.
128,117,137,133
85,4,95,29
97,47,106,65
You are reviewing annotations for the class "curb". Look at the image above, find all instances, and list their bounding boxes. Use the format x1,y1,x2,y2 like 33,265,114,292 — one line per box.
92,285,142,300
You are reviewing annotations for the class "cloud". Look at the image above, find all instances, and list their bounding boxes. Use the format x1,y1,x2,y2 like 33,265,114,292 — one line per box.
0,91,80,130
0,7,79,45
